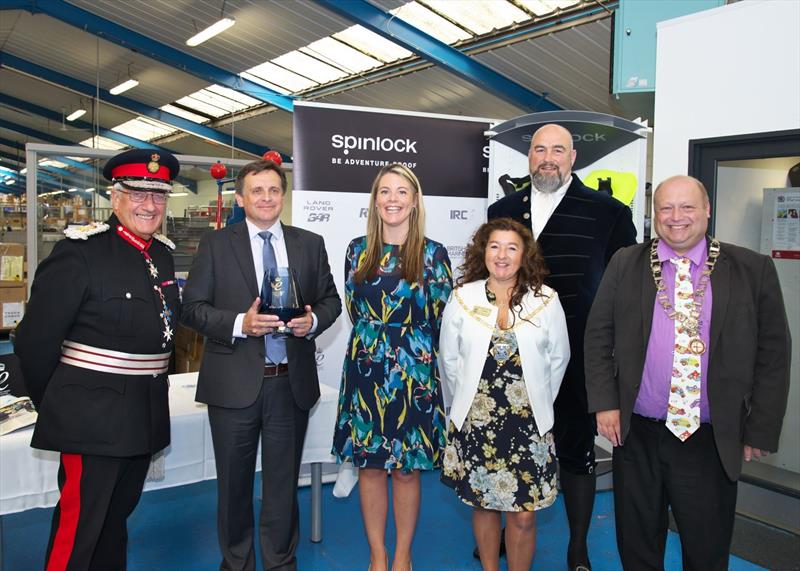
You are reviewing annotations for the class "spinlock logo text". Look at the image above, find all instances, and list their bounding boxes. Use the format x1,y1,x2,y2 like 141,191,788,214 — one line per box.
331,134,418,155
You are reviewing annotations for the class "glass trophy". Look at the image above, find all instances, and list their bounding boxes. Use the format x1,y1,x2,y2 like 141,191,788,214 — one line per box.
260,267,305,337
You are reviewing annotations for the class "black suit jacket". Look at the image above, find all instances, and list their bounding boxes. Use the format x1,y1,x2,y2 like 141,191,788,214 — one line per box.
489,174,637,396
15,215,179,456
584,240,791,480
181,221,341,411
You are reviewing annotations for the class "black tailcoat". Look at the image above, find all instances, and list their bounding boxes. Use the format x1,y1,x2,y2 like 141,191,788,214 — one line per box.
15,215,180,456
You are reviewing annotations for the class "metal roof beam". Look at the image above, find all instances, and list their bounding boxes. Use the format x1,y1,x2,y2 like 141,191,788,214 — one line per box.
314,0,560,112
1,0,295,113
0,138,97,173
0,52,267,157
0,92,168,152
0,118,196,192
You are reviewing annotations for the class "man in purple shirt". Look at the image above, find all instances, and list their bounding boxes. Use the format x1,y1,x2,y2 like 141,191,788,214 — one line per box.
584,175,791,570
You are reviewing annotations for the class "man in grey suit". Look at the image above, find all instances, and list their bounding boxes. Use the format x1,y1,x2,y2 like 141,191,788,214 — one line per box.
585,175,791,570
182,159,341,571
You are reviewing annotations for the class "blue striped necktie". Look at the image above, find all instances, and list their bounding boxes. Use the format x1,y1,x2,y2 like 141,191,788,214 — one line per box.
258,230,286,364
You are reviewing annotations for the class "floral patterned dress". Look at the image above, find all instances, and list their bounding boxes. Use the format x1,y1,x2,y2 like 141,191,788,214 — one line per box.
441,309,558,511
332,236,452,472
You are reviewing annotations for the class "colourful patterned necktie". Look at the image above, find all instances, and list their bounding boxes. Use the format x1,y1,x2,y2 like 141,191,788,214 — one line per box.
259,230,286,364
666,256,701,441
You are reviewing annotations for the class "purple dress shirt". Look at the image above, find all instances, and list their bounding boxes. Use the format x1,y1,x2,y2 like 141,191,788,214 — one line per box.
635,238,713,423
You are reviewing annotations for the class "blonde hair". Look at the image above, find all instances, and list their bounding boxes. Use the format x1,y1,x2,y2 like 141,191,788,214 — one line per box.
354,163,426,284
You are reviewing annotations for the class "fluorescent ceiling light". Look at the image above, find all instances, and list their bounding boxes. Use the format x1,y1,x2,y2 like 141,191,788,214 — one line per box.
68,188,78,192
85,187,95,192
66,109,87,121
109,78,139,95
170,192,188,197
20,168,27,174
186,18,235,47
4,178,15,185
221,190,236,195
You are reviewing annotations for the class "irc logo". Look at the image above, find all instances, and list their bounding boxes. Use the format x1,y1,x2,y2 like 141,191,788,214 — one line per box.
359,208,369,218
331,134,418,155
307,213,331,222
450,210,470,220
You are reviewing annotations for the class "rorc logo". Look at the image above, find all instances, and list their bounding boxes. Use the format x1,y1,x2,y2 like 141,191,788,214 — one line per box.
331,134,418,155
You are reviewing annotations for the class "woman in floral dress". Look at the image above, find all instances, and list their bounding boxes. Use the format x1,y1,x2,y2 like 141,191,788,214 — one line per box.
439,218,569,571
332,164,452,571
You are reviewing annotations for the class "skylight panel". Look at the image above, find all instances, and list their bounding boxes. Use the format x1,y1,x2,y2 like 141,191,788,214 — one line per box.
272,51,348,85
161,104,208,123
239,72,292,95
79,136,126,150
39,159,70,169
205,84,262,108
303,38,383,74
516,0,580,17
113,117,176,141
175,94,228,117
424,0,530,35
390,1,472,44
334,25,413,63
245,61,318,93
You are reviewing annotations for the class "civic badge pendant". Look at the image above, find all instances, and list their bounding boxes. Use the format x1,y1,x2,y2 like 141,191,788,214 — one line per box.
689,338,707,355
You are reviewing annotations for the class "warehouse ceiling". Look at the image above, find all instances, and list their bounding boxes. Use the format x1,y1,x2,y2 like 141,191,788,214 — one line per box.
0,0,653,189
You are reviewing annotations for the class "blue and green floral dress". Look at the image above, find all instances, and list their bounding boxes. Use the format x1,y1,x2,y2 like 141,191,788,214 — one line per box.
332,236,452,472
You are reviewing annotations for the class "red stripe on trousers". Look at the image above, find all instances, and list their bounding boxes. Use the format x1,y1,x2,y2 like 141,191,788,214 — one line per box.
46,453,83,571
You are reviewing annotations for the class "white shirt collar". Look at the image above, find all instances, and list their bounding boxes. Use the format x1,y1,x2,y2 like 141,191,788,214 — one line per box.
245,218,283,242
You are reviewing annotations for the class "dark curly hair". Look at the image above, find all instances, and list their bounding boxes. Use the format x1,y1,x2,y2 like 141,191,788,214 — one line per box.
457,218,549,310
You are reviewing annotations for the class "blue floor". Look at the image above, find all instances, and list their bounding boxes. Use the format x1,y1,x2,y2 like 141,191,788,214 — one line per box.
1,471,766,570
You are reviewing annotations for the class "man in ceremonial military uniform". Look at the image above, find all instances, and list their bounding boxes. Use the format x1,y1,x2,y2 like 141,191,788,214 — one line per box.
15,148,181,571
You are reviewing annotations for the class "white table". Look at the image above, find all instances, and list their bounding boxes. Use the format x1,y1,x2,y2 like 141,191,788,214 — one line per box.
0,373,338,543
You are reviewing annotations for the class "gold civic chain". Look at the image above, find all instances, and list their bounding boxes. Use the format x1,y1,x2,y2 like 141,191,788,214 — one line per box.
650,238,720,355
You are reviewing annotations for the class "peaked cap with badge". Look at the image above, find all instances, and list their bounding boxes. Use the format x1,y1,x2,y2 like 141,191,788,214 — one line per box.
103,147,180,193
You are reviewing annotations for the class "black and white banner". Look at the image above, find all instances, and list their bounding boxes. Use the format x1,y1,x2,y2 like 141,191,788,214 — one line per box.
293,102,494,390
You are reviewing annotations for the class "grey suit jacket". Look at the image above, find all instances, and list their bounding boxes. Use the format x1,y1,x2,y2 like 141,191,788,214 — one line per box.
584,239,791,480
181,221,341,411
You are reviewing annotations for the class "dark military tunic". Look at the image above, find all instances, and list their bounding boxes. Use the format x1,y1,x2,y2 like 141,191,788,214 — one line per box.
15,214,180,457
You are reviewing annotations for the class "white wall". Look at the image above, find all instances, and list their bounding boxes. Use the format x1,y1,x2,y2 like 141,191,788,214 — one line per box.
652,0,800,185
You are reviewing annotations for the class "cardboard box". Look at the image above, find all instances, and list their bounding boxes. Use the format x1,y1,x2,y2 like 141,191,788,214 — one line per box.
0,282,27,330
0,243,24,286
0,283,26,303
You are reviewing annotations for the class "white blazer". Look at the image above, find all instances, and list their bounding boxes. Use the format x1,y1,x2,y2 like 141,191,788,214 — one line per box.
439,279,569,434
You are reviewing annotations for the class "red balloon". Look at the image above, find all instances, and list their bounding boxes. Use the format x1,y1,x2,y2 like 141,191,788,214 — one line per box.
262,150,283,165
210,161,227,179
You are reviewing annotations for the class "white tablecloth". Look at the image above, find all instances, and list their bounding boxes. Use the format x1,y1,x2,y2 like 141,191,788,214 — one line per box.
0,373,338,516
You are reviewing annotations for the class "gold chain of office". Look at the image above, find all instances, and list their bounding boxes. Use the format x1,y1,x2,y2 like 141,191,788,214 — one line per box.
649,238,721,355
